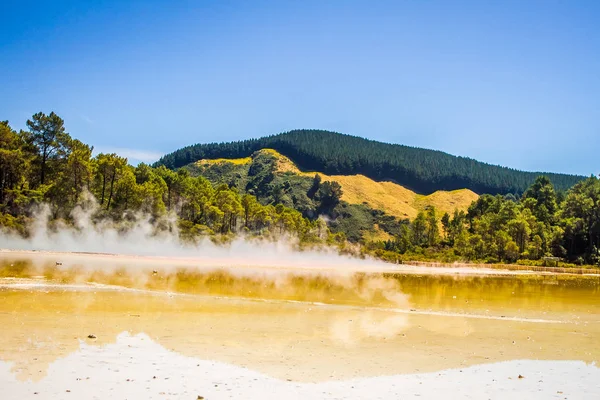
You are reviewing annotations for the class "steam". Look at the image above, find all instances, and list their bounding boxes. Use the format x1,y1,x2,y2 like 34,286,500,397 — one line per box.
0,194,415,345
0,194,388,271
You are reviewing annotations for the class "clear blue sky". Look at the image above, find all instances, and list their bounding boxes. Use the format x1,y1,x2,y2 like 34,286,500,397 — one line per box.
1,0,598,174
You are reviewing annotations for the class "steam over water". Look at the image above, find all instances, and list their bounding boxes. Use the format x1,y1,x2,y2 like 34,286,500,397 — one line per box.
1,201,600,399
0,200,389,270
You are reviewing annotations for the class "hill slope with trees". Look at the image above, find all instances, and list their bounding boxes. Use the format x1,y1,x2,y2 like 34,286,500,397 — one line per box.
189,149,479,221
155,130,585,195
1,113,599,267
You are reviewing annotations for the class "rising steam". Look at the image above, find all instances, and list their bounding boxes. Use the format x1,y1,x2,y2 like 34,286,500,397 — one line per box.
0,194,414,344
0,193,389,270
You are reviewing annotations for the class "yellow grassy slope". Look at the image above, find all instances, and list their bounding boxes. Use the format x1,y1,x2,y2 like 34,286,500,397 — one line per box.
197,157,252,166
200,149,478,220
311,174,477,220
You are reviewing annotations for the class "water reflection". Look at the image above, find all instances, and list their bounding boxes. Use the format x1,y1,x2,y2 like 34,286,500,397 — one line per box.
1,283,598,383
387,273,600,320
1,256,599,382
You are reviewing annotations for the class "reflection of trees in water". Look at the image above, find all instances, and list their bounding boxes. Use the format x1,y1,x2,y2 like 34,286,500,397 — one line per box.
385,273,600,312
2,258,598,315
2,284,600,383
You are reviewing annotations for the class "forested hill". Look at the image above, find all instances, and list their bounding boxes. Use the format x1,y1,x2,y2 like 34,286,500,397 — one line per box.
155,130,585,195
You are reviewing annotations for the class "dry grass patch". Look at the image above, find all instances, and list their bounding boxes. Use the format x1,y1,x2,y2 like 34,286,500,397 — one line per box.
415,189,479,217
200,149,478,220
197,157,252,166
362,225,395,242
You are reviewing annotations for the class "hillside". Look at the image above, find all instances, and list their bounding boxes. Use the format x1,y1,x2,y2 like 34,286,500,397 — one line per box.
155,130,585,195
230,149,479,220
186,149,478,241
3,112,599,266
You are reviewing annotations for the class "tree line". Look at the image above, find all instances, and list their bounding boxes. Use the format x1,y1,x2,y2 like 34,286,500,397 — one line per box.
0,113,325,243
1,113,598,267
155,129,585,195
370,175,600,266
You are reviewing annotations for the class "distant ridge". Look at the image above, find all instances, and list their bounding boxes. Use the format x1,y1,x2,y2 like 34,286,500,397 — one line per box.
155,130,585,195
192,148,479,221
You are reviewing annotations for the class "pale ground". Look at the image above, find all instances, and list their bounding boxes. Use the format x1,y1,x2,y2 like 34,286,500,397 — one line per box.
2,332,599,400
1,250,599,399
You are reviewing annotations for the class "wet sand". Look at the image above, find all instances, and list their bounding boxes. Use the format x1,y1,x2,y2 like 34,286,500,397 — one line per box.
1,250,599,398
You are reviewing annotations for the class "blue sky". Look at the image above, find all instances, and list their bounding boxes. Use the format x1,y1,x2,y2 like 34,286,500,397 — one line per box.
1,0,598,174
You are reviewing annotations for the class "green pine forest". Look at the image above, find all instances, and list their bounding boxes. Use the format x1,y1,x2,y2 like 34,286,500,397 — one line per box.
1,113,599,267
156,129,584,195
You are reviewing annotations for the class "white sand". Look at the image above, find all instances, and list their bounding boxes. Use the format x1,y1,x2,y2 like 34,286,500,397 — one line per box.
2,332,598,400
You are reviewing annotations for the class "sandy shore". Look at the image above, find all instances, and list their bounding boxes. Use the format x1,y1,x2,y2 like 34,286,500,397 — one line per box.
2,332,599,400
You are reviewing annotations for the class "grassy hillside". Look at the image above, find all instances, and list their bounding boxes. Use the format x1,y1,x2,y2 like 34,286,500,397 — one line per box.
245,149,479,220
186,149,478,241
156,130,585,195
3,112,598,266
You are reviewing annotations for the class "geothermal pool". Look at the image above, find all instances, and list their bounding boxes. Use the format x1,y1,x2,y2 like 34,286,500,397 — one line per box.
1,253,599,399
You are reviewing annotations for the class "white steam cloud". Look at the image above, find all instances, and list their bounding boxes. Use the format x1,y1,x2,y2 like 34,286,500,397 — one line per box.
0,194,415,345
0,193,393,272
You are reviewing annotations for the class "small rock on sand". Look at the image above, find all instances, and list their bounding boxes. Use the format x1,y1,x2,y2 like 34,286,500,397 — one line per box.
518,375,525,379
87,334,97,339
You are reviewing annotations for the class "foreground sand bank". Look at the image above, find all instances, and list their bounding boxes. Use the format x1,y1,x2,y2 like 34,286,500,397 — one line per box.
2,332,599,400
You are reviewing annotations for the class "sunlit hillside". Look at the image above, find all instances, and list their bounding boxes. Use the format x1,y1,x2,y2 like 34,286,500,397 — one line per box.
198,149,478,220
